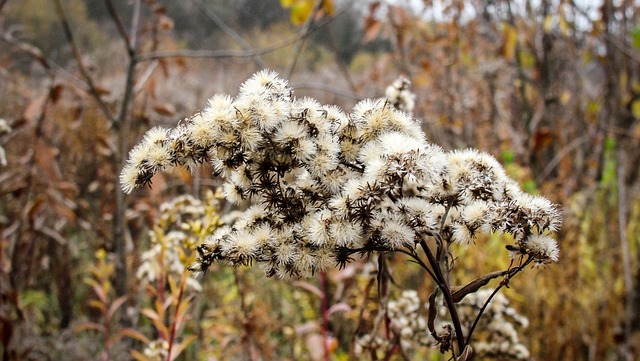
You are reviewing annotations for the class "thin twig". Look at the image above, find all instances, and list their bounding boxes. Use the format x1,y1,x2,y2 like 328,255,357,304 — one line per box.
137,11,342,63
291,82,361,100
0,32,89,91
134,60,159,94
129,0,141,49
535,135,589,183
464,256,533,347
110,0,141,299
395,247,438,282
53,0,115,123
189,0,265,69
104,0,131,49
285,0,325,79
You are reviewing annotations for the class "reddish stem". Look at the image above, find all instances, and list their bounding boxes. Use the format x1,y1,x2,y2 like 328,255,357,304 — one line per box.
320,271,330,361
166,272,187,361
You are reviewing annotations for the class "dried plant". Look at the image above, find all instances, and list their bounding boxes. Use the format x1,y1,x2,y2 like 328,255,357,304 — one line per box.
133,190,224,361
75,249,141,361
121,70,562,360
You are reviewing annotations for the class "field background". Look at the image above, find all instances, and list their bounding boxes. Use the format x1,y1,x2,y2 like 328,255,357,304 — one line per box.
1,0,639,360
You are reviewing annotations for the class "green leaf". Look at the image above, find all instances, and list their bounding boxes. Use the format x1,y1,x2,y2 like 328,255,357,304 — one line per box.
502,150,515,165
631,26,640,49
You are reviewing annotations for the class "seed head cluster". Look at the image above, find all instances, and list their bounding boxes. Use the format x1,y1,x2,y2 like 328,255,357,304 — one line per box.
354,290,432,356
456,289,531,360
121,70,562,278
137,191,222,291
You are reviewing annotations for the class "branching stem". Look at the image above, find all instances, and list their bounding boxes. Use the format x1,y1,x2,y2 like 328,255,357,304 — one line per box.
464,256,533,347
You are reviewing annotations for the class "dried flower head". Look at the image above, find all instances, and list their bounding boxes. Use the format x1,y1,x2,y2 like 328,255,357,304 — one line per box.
137,191,223,290
122,71,562,278
385,77,416,114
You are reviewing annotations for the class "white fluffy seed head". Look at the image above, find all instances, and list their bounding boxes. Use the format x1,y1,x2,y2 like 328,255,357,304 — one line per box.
524,234,560,263
120,164,140,194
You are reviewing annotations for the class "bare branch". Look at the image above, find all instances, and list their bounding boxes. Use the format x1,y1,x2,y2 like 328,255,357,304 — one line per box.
129,0,141,49
114,0,141,128
285,0,325,79
104,0,131,50
0,0,8,14
137,10,344,63
189,0,266,69
464,257,533,347
53,0,114,122
291,82,361,100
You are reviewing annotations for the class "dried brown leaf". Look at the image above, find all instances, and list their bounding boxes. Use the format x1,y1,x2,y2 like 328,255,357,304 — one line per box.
451,270,506,303
152,103,176,116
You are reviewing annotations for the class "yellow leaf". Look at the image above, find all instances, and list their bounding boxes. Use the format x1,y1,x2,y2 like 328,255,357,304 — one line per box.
543,14,554,33
117,328,152,345
560,90,571,105
291,1,313,25
631,99,640,119
322,0,334,16
88,299,106,312
559,17,569,36
502,22,518,61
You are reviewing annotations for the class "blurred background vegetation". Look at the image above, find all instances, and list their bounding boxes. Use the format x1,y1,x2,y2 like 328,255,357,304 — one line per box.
0,0,639,360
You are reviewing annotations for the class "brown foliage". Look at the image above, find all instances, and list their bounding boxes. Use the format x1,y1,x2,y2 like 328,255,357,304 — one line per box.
0,0,639,360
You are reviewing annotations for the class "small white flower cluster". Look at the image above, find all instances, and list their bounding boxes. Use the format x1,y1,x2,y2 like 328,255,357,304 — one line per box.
356,288,530,359
354,290,432,356
0,119,11,167
121,70,562,278
457,289,530,360
385,77,416,114
388,290,430,343
137,194,220,291
141,339,169,361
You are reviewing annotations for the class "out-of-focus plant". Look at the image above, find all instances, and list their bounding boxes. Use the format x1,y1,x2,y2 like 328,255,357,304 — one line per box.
132,190,223,361
280,0,335,26
75,249,145,361
355,288,530,360
0,119,11,167
121,71,561,360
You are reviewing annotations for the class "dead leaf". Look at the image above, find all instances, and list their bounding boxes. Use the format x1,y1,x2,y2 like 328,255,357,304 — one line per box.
363,2,382,43
26,195,46,224
94,84,111,96
326,302,352,316
35,140,61,180
23,94,47,124
292,280,323,298
50,84,64,104
152,103,176,116
451,270,506,303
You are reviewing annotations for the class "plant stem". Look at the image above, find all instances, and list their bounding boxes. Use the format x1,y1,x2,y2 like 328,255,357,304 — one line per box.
320,271,330,361
166,272,187,361
464,257,532,347
419,239,465,356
